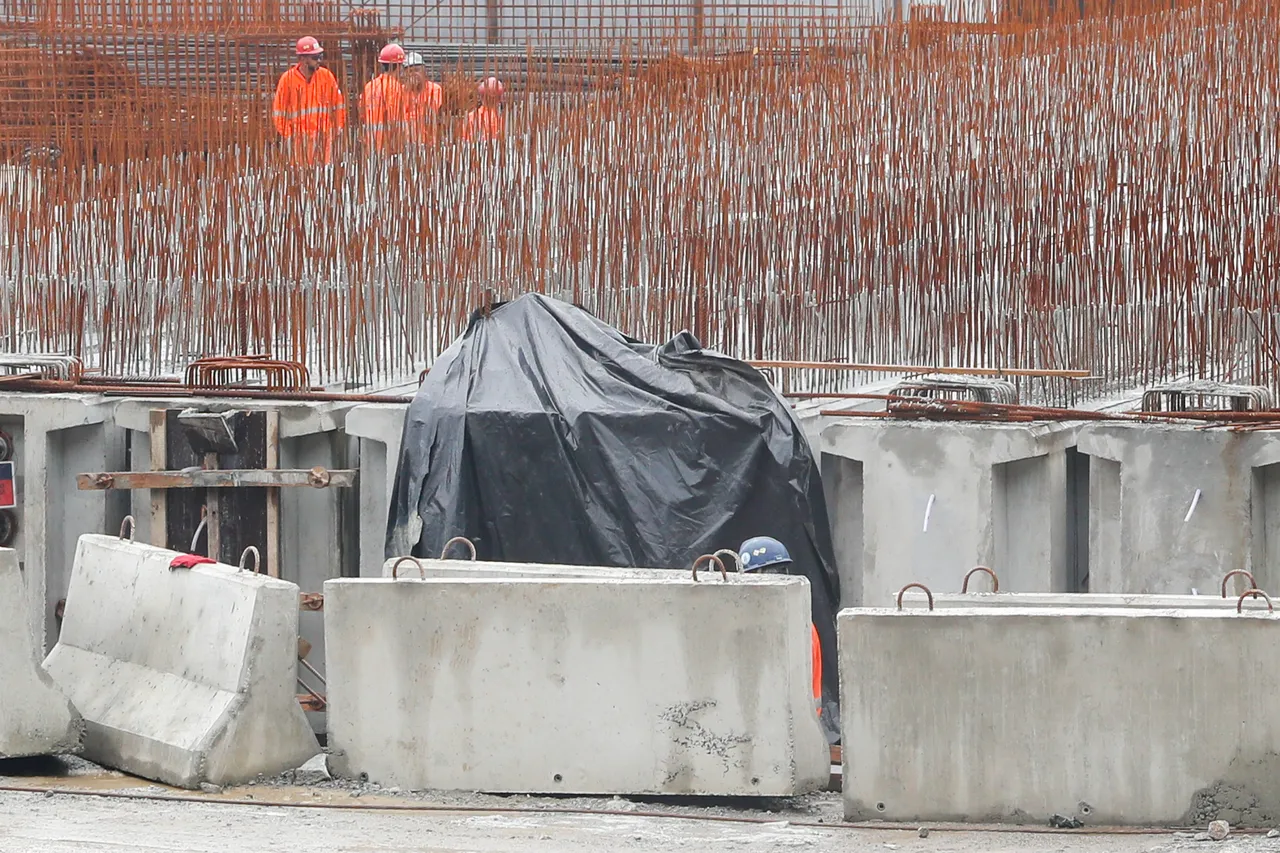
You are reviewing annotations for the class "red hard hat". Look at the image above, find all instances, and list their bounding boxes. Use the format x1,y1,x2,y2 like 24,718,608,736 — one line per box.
378,43,406,64
478,76,505,97
296,36,323,56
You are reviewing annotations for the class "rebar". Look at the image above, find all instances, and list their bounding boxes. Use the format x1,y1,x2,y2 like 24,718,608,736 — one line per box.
0,0,1272,407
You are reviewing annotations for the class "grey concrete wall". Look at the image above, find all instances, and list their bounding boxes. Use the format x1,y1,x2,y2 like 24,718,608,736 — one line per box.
820,419,1079,606
1253,462,1280,592
44,422,122,645
345,404,407,578
0,396,114,657
1079,424,1280,595
0,547,82,758
820,453,864,606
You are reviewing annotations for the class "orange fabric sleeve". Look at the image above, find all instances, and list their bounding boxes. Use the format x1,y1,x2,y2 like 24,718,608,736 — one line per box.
811,623,822,706
272,71,294,137
360,79,378,127
324,69,346,130
425,82,443,112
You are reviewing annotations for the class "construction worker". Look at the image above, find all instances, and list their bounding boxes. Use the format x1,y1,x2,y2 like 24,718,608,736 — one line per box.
361,43,409,154
401,52,443,144
738,536,823,715
461,76,505,142
272,37,346,165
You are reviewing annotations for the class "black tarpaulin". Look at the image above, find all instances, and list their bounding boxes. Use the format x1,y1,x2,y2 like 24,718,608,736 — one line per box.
386,294,842,715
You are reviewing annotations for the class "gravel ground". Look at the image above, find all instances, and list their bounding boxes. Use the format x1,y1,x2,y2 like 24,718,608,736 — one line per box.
4,756,1280,853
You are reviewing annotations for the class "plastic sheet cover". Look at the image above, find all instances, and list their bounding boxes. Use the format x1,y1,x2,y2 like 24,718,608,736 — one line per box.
387,294,842,715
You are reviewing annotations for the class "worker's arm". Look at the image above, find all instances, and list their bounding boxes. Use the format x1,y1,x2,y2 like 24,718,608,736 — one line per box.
328,72,347,131
359,82,375,129
271,75,293,137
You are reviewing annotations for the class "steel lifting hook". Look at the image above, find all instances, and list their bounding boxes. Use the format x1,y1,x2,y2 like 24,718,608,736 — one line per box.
712,548,741,572
691,554,727,582
962,566,1000,593
440,536,477,561
896,582,934,611
1221,569,1256,598
391,556,425,580
1237,589,1273,614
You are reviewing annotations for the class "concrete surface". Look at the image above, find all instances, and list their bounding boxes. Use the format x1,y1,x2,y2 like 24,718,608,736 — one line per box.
0,549,82,758
347,403,408,580
839,607,1280,825
0,393,120,662
894,588,1271,610
43,535,318,788
0,788,1211,853
380,555,689,579
1080,423,1280,595
820,419,1080,607
325,575,828,796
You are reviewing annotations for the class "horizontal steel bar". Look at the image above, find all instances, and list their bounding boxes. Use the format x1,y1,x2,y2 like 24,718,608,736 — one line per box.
748,360,1094,379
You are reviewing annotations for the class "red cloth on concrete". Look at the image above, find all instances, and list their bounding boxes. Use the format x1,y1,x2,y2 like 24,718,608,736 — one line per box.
169,554,215,569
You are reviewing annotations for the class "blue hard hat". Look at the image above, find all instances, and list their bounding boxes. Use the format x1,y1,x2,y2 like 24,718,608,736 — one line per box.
738,536,792,573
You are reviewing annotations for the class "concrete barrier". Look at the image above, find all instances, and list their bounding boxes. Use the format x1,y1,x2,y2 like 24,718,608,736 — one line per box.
326,575,828,796
0,548,82,758
839,606,1280,825
44,534,319,788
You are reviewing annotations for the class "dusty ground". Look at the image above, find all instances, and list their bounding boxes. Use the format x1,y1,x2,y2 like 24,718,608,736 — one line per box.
1,757,1278,853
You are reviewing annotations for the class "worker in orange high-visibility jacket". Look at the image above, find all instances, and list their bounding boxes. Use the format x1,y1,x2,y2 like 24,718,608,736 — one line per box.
401,52,443,144
273,37,346,165
738,536,823,714
461,76,505,142
361,43,409,154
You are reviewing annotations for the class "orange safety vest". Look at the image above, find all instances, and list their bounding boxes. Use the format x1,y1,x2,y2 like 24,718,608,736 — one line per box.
272,65,346,164
404,81,443,143
461,104,504,142
360,73,409,153
811,623,822,713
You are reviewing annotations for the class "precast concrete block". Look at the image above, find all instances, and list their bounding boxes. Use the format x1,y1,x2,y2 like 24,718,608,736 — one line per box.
44,535,319,788
326,575,829,796
839,606,1280,825
820,420,1079,607
0,548,83,757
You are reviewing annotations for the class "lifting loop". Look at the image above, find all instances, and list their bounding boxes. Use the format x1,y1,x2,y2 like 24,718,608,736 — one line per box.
961,566,999,594
691,554,727,582
440,537,477,561
896,582,934,611
1221,569,1256,598
1237,589,1273,614
391,556,425,580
